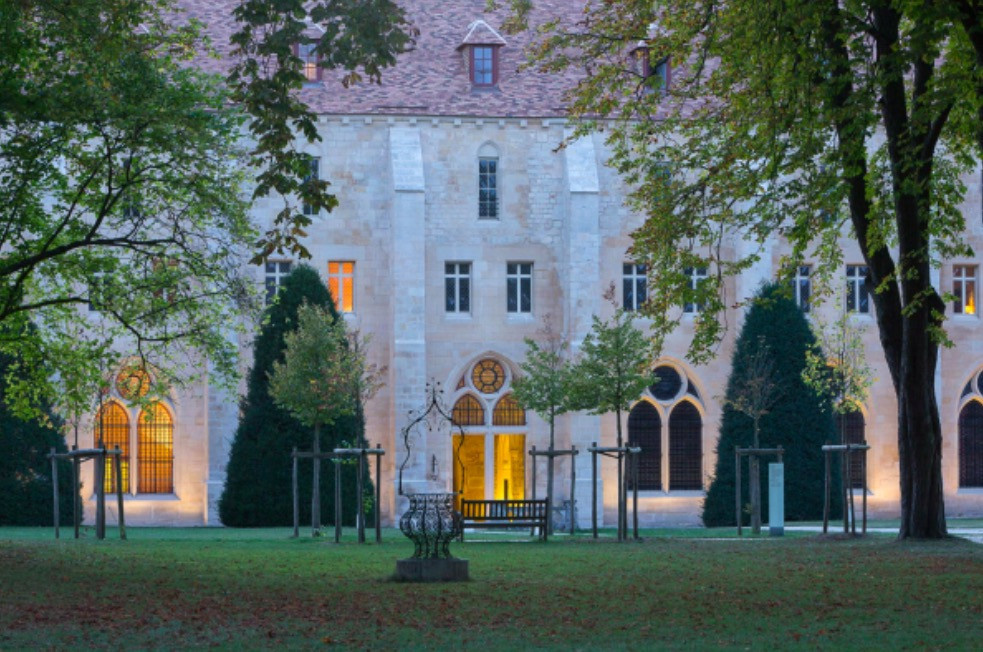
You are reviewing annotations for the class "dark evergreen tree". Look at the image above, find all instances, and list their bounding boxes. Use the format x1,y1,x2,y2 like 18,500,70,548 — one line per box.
0,352,77,526
702,284,841,526
219,265,372,527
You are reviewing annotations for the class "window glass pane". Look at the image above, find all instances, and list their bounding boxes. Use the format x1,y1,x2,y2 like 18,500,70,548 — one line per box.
507,277,517,312
520,277,531,312
445,277,456,312
459,275,470,312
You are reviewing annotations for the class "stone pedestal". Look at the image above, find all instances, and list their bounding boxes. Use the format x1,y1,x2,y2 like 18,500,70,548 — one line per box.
394,558,469,582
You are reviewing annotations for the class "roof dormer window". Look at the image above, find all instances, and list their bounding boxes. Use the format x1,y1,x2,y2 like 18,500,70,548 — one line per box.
459,20,506,89
471,45,497,86
294,41,322,83
631,46,670,92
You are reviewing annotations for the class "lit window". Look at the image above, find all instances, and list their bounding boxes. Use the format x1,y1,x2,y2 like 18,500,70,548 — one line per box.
302,157,320,216
327,261,355,313
479,157,498,219
683,267,707,314
452,394,485,426
471,45,497,86
96,402,130,493
507,262,532,314
137,402,173,494
445,262,471,314
953,265,977,315
492,393,526,426
846,265,869,313
296,42,321,82
623,263,647,311
264,261,292,305
793,265,811,312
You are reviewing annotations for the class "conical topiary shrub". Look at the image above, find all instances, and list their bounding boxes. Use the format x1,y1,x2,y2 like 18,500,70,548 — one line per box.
703,283,841,526
219,265,372,527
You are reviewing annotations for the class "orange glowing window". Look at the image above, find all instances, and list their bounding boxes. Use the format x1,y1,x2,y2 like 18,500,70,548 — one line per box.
96,401,130,493
115,366,151,401
953,265,977,316
492,393,526,426
328,261,355,313
471,359,505,394
138,402,173,494
452,394,485,427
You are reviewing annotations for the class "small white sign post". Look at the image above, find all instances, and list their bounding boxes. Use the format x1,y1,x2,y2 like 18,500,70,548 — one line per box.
768,462,784,537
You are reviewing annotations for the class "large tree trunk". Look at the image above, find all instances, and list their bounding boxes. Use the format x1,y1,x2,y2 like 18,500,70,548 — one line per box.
895,310,947,538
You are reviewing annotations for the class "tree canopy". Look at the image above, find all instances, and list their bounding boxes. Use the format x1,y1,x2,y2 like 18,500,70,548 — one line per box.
514,0,983,538
0,0,257,417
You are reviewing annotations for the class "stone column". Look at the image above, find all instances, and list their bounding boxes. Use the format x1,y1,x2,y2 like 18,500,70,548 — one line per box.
389,126,428,513
562,130,601,529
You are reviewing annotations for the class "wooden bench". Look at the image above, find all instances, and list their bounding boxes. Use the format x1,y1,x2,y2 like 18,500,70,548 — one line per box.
459,498,550,541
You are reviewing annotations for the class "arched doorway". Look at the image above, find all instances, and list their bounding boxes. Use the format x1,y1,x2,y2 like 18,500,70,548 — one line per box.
451,357,526,506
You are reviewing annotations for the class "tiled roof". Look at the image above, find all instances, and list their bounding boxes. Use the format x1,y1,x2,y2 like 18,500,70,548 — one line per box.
180,0,585,118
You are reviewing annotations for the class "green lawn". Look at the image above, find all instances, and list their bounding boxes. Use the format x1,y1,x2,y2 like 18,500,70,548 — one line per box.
1,526,981,649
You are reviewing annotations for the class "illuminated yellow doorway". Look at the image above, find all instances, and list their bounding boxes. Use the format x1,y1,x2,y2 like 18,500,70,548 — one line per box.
494,434,525,500
453,434,485,509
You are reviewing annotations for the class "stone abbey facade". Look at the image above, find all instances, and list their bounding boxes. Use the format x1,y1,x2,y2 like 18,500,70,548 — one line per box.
77,0,983,527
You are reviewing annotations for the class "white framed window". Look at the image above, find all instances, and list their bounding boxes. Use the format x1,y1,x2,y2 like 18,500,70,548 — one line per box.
302,156,320,216
507,262,532,314
479,157,498,219
623,263,647,311
327,261,355,314
683,267,707,314
953,265,977,315
264,260,292,305
793,265,811,312
846,265,869,313
445,262,471,314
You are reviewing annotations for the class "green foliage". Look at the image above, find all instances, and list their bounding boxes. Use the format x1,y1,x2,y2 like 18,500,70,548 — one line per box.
568,290,651,446
0,351,78,526
219,267,371,527
228,0,415,262
512,317,574,449
269,303,359,430
803,315,874,418
0,0,256,419
703,285,839,526
519,0,982,537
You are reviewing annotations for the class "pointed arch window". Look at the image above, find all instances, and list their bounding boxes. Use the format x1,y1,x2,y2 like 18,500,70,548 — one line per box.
452,394,485,426
138,402,173,494
959,401,983,487
628,401,662,490
669,402,702,490
97,402,130,493
492,393,526,426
